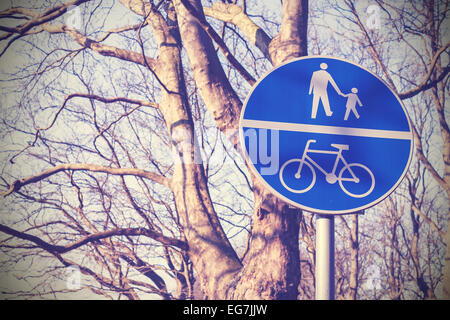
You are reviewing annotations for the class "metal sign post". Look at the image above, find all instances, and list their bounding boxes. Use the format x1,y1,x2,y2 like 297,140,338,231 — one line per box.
315,214,335,300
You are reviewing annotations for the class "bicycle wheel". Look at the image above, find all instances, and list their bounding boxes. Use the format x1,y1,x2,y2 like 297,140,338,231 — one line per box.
279,159,316,194
338,163,375,198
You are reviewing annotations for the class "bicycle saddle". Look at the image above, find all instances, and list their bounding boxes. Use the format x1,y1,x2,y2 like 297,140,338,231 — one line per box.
331,143,349,151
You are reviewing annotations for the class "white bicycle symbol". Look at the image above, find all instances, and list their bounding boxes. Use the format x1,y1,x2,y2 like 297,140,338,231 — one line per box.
279,139,375,198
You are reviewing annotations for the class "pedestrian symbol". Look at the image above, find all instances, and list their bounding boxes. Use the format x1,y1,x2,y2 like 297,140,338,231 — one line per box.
309,62,364,121
239,56,413,214
343,88,363,121
309,62,346,118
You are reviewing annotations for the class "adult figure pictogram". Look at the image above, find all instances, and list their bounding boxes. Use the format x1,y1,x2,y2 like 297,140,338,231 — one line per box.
308,63,344,119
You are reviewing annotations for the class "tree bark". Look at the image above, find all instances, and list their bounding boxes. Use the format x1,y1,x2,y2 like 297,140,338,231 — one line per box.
226,189,301,299
173,0,308,299
269,0,308,65
143,5,242,299
172,0,242,144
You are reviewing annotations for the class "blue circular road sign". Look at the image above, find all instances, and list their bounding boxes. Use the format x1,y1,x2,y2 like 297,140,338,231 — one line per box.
239,56,413,214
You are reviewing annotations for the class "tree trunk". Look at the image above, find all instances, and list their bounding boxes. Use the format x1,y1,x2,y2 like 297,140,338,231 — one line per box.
143,5,242,299
173,0,308,299
226,187,301,299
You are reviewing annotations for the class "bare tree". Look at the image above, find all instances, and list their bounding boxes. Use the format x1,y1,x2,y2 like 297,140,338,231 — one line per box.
0,0,308,299
0,0,448,300
333,0,449,297
308,0,448,300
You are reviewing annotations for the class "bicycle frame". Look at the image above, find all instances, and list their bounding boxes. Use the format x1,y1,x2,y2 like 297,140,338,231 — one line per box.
296,139,358,182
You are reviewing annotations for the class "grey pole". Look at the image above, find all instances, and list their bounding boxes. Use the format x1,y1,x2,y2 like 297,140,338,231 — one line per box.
315,214,335,300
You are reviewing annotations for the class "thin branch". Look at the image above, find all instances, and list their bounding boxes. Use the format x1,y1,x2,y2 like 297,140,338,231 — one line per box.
2,163,171,197
0,0,89,43
8,93,158,164
410,203,445,238
95,22,150,43
136,9,172,94
411,125,448,193
41,23,157,69
203,2,272,61
0,224,187,252
398,42,450,99
344,0,396,89
120,254,171,299
40,93,159,131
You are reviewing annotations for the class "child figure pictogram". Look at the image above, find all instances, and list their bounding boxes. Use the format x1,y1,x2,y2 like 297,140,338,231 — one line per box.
343,88,363,120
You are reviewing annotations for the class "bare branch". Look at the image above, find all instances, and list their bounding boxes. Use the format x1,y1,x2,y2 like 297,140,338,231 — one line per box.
342,0,397,89
39,93,159,132
0,7,38,19
0,0,89,50
411,125,448,193
203,2,272,61
2,163,171,197
0,224,187,252
411,203,445,238
120,254,171,299
41,24,157,70
177,0,256,85
8,93,159,164
0,0,89,35
398,42,450,99
118,0,152,17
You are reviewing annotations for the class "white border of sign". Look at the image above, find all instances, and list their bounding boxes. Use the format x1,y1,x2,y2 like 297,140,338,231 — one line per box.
239,55,414,215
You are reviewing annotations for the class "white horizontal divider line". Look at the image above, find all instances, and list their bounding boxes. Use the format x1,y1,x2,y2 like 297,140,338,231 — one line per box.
241,119,412,140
